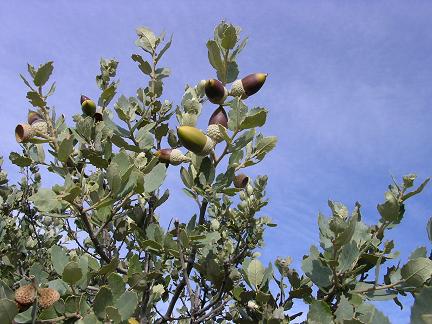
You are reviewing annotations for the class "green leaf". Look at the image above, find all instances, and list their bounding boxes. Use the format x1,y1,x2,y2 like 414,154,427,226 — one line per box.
99,83,117,107
99,258,120,276
106,306,121,323
30,188,62,212
9,152,32,167
0,299,18,324
409,246,427,260
335,296,354,322
131,54,152,75
221,25,238,49
240,107,267,130
255,135,278,160
93,286,113,320
228,98,248,132
29,263,48,284
427,217,432,243
26,90,45,107
377,190,402,223
356,303,390,324
207,40,223,74
115,291,138,321
14,306,32,323
107,273,125,299
337,240,360,273
34,61,54,87
226,61,239,83
62,261,83,284
411,286,432,324
144,163,166,192
247,259,265,289
301,245,332,288
57,136,74,163
307,300,333,324
403,177,430,201
401,257,432,287
135,27,157,53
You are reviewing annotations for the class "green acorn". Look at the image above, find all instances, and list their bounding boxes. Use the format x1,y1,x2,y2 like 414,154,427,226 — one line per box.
233,173,249,189
205,79,228,104
207,106,228,143
230,73,268,99
177,126,215,156
155,148,191,166
80,95,96,116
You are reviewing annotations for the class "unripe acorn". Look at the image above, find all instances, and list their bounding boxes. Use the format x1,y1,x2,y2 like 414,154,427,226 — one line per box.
155,148,191,166
80,95,97,117
177,126,215,156
205,79,228,104
207,106,228,143
234,173,249,189
230,73,268,99
38,288,60,309
15,285,36,306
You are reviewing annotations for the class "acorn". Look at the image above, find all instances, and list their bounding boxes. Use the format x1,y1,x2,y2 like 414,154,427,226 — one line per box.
234,173,249,188
205,79,228,104
15,123,35,143
207,106,228,143
38,288,60,309
230,73,268,99
155,148,191,166
177,126,215,156
80,95,96,117
15,285,36,306
27,111,43,125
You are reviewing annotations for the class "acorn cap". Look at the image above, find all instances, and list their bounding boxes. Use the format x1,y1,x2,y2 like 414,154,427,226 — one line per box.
15,285,36,305
38,288,60,309
234,174,249,188
31,121,48,135
208,106,228,128
27,111,43,125
207,124,224,143
177,126,214,156
15,123,35,143
241,73,268,97
205,79,228,104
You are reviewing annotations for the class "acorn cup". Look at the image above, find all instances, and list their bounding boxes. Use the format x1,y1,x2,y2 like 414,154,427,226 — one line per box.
177,126,215,156
80,95,97,117
14,285,36,306
207,106,228,143
15,123,35,143
27,111,43,125
234,173,249,188
205,79,228,104
38,287,60,309
230,73,268,99
155,148,191,166
93,108,104,122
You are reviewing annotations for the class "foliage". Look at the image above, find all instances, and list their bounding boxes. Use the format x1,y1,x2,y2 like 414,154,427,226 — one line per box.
1,21,431,324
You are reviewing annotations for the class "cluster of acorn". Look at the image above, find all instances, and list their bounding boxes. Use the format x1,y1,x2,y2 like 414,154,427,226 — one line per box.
14,284,60,310
15,111,49,143
155,73,267,189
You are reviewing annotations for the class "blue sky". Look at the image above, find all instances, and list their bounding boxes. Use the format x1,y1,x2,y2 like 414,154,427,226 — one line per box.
1,1,432,322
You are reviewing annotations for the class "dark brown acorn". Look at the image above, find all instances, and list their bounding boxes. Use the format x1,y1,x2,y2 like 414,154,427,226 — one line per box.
230,73,268,99
207,106,228,143
80,95,97,116
205,79,228,104
234,173,249,189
